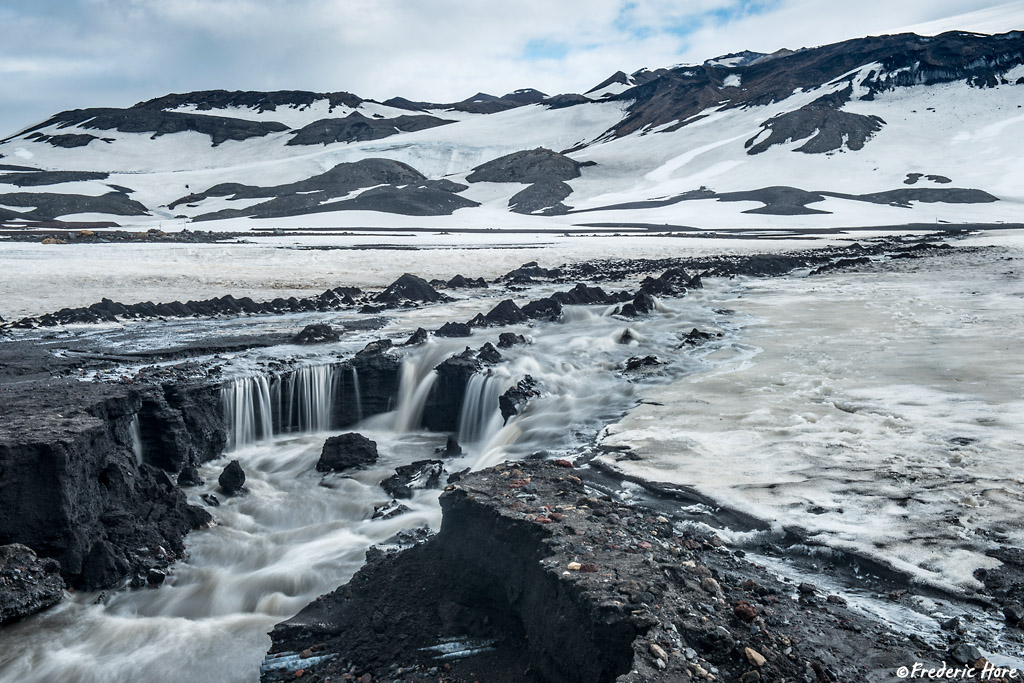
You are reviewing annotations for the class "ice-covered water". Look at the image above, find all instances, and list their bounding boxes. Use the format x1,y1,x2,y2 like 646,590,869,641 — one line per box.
600,240,1024,594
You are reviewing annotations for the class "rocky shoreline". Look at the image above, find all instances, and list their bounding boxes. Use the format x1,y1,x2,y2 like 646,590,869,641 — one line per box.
1,232,1019,681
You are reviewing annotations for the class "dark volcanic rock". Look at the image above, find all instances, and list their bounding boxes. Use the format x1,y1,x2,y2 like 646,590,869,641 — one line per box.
381,460,445,499
286,112,453,145
497,332,527,348
376,273,444,305
17,107,288,146
0,379,215,590
290,323,341,344
499,375,537,424
403,327,429,346
466,147,584,184
624,355,661,372
422,351,480,431
615,291,657,317
521,296,563,320
746,88,886,155
476,342,502,364
435,321,472,338
265,461,931,683
472,299,527,327
316,433,378,473
0,544,65,623
176,466,203,487
445,274,488,288
440,436,462,457
218,460,246,495
508,180,574,215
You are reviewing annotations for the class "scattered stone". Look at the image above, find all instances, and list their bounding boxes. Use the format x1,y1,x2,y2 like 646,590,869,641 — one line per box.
146,568,166,586
291,324,341,345
201,493,221,507
317,433,379,473
375,273,444,305
798,581,818,594
437,436,462,457
745,647,767,667
218,460,246,495
733,601,759,622
950,643,983,665
1004,603,1024,625
941,615,965,632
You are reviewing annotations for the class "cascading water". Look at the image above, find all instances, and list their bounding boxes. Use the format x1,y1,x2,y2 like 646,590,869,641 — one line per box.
351,366,363,421
223,364,339,450
222,375,273,451
129,414,144,466
457,370,510,445
391,341,457,432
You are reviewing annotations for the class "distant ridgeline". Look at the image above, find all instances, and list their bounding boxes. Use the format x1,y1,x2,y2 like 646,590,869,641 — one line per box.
0,30,1020,228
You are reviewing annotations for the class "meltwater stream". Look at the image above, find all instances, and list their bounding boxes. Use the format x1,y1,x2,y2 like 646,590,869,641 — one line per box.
0,285,732,682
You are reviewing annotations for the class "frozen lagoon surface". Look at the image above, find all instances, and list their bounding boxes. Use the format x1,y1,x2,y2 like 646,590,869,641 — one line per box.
2,227,1023,680
600,230,1024,594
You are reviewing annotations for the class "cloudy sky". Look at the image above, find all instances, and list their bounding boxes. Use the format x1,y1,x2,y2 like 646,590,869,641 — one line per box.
1,0,1022,136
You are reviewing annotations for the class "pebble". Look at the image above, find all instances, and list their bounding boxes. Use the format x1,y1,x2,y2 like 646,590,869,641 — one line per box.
733,601,759,622
744,647,767,667
650,643,668,660
567,562,582,571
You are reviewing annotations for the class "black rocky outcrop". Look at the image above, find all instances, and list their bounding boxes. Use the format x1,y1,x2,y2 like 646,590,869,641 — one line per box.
403,327,429,346
468,299,527,327
13,107,288,146
375,273,445,305
316,433,378,472
218,460,246,495
421,350,480,431
287,112,453,145
0,543,65,623
435,321,472,338
467,148,584,184
291,324,341,344
499,375,537,424
381,460,445,499
497,332,527,348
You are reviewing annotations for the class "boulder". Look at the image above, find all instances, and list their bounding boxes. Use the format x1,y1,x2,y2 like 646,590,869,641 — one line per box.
376,273,444,304
0,544,65,623
403,327,429,346
291,324,341,344
436,321,472,338
497,332,527,348
475,299,527,327
499,375,538,424
381,460,445,499
317,433,379,472
176,466,203,487
477,342,502,364
218,460,246,495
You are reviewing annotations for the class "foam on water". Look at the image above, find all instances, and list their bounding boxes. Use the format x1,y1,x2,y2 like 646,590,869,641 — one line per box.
600,243,1024,593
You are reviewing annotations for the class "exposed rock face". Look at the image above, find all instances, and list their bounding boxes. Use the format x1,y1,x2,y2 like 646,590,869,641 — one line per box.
466,148,584,184
508,180,573,215
290,324,341,344
0,543,65,623
218,460,246,495
0,191,149,222
136,89,365,113
286,112,453,145
383,89,547,115
0,379,212,590
136,382,226,473
265,460,940,683
422,351,480,431
316,433,378,472
16,107,289,146
746,88,885,155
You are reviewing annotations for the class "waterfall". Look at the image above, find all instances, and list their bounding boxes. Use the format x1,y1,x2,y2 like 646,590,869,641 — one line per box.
223,375,273,451
391,341,453,432
458,371,508,445
351,366,363,421
129,415,144,466
222,364,338,451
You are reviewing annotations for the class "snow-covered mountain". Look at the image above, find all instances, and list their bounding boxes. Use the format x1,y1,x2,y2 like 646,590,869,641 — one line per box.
1,29,1022,232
